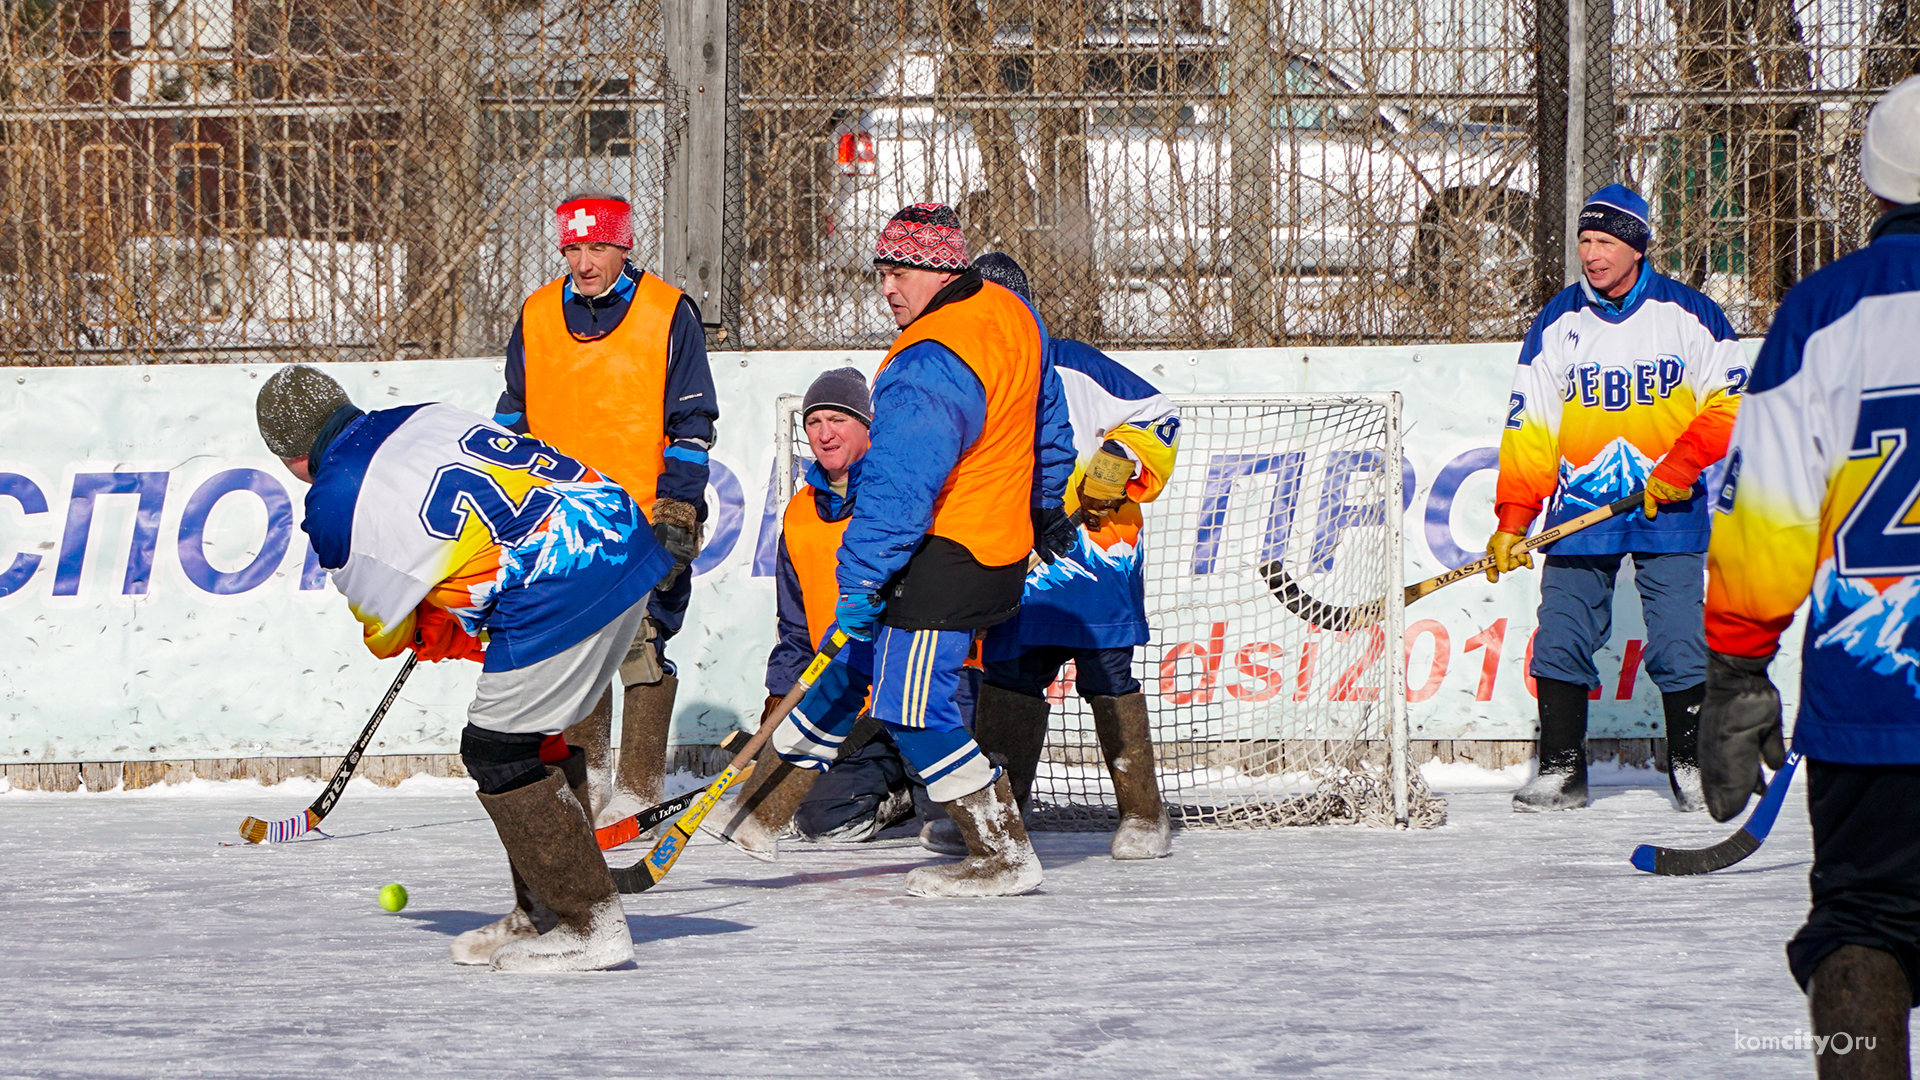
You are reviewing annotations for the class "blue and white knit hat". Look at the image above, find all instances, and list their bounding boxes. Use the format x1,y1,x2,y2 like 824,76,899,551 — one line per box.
1578,184,1652,253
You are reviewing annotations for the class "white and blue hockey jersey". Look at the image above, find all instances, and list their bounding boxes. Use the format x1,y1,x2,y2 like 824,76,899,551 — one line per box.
985,339,1180,656
1706,206,1920,764
302,403,672,672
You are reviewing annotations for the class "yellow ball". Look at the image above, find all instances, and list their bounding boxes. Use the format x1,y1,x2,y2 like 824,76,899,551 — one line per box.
378,883,408,912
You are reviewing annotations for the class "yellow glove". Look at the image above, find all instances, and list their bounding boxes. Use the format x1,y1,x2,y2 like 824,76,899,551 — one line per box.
1642,476,1692,519
1485,531,1532,584
1077,441,1136,523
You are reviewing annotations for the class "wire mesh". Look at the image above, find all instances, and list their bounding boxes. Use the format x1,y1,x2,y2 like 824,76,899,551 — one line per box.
5,0,1917,364
0,0,671,364
780,392,1445,829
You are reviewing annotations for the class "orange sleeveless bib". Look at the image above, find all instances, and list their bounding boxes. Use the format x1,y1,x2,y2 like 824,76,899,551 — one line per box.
878,281,1043,568
520,273,682,513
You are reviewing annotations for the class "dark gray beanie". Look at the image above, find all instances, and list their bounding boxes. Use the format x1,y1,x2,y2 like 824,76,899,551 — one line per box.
257,364,352,459
802,367,871,427
972,251,1032,303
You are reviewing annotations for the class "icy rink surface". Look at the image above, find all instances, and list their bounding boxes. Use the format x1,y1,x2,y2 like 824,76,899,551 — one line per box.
0,772,1848,1079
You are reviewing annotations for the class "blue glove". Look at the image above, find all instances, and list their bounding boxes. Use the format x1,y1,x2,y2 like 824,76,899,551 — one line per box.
834,590,883,642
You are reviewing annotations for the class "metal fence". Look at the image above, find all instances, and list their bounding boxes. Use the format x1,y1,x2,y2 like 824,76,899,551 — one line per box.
3,0,1916,364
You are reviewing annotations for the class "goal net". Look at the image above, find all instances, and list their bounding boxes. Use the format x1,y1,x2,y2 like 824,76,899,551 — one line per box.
776,390,1445,830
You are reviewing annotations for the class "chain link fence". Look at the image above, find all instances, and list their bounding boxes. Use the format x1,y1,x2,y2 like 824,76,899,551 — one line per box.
3,0,1917,363
1,0,672,364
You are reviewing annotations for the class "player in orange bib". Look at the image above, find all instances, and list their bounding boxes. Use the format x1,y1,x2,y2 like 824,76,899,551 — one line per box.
493,191,720,831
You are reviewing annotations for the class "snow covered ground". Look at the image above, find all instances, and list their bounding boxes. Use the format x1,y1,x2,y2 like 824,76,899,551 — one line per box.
0,765,1851,1079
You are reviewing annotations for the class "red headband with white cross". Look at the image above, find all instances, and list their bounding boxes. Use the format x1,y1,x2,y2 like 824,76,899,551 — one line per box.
554,197,634,251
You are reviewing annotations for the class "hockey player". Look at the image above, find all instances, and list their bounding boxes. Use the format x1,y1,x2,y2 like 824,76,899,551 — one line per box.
1486,184,1747,812
492,191,720,829
1700,77,1920,1079
256,364,674,972
702,368,948,855
939,251,1180,861
757,202,1075,897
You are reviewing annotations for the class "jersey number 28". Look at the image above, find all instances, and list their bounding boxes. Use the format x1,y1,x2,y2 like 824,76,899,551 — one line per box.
420,427,587,545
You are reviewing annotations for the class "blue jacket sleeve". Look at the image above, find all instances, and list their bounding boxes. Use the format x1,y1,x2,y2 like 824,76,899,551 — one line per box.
836,343,986,593
765,532,812,694
658,297,720,511
1032,344,1075,509
495,318,531,434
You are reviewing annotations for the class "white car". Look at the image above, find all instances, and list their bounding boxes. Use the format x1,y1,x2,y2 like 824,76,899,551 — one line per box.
825,30,1537,320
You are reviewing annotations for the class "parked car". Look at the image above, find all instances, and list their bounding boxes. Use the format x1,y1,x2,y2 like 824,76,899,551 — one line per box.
824,27,1537,320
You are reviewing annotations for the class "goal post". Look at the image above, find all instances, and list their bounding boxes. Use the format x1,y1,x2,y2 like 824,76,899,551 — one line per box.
776,390,1443,830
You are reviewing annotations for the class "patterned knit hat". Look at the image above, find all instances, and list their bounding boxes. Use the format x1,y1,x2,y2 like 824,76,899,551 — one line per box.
1578,184,1652,253
873,202,968,270
554,193,635,250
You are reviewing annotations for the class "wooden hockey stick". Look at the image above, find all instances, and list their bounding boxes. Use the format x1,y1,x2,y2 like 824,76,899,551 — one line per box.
1631,749,1801,876
1260,491,1646,631
238,653,419,844
593,729,750,850
610,629,850,893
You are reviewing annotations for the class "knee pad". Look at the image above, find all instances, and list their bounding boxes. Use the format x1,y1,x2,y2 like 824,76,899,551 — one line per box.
460,725,551,795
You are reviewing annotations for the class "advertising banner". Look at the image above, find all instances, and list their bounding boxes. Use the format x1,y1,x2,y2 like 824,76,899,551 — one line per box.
0,344,1796,763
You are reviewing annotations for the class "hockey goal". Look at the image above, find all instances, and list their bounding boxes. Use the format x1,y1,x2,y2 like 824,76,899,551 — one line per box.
776,390,1443,830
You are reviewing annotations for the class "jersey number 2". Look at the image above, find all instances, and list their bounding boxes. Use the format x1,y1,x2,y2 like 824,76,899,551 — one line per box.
1837,390,1920,577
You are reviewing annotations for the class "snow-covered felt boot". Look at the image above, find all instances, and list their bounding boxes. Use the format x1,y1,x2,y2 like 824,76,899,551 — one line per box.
697,747,818,862
970,683,1051,809
563,688,614,823
1663,684,1706,813
450,863,556,966
596,673,676,829
477,767,633,973
1092,692,1171,859
1809,945,1912,1080
1514,677,1590,812
905,774,1043,898
919,817,967,856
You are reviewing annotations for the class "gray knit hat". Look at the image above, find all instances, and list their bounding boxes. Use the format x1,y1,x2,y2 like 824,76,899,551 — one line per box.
972,251,1032,303
256,364,353,459
802,367,871,427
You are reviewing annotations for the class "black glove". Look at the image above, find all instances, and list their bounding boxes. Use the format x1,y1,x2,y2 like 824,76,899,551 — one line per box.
651,497,703,586
1699,650,1786,822
1031,506,1077,565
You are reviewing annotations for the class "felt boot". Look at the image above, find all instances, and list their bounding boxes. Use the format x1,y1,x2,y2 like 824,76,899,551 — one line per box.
563,688,614,823
1809,945,1912,1080
449,863,555,966
698,748,820,862
1513,677,1590,811
597,673,676,829
1663,684,1706,813
905,774,1043,898
971,682,1051,811
1093,692,1171,859
478,767,633,973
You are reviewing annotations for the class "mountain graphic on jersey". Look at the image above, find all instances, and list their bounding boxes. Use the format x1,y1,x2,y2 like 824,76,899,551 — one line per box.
1556,436,1653,515
1027,531,1140,595
1810,566,1920,698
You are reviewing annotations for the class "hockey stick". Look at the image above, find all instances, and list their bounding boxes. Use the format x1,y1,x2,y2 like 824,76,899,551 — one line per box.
237,654,419,844
610,629,850,893
1260,491,1646,631
593,729,750,850
1630,749,1801,876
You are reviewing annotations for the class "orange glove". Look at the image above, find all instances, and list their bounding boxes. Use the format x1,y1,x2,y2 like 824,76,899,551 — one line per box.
410,604,485,663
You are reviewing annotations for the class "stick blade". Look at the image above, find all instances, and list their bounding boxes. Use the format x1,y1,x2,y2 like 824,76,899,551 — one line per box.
1631,830,1763,876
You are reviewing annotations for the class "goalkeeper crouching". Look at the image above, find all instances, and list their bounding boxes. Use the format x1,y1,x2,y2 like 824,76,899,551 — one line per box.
933,252,1181,860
